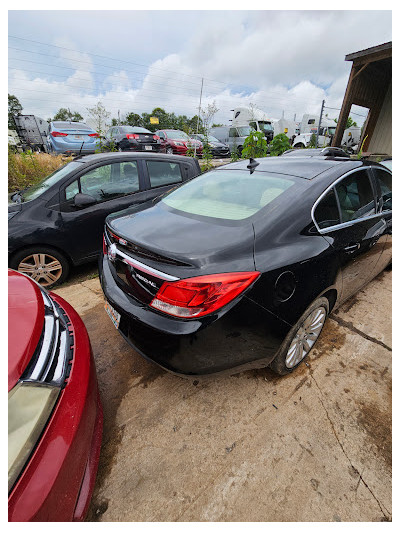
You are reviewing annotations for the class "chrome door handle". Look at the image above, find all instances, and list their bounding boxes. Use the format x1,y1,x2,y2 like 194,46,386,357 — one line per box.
344,243,360,253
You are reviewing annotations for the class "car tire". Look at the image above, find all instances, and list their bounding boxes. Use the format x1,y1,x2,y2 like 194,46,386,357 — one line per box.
10,247,70,289
269,297,329,375
166,147,174,154
293,143,304,149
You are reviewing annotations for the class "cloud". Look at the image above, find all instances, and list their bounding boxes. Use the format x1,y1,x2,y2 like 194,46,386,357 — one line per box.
8,10,390,126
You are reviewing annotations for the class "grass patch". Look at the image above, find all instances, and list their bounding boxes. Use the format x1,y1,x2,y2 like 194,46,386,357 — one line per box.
8,149,73,192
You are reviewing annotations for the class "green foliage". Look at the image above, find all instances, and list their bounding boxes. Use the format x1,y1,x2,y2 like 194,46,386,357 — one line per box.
268,133,292,156
8,149,72,192
334,116,358,129
200,135,213,171
242,130,268,159
309,133,318,148
8,94,23,129
357,135,368,160
230,142,240,163
87,101,110,137
53,108,83,122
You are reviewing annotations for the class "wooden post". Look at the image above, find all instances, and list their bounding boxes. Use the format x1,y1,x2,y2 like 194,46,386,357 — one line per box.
332,66,356,147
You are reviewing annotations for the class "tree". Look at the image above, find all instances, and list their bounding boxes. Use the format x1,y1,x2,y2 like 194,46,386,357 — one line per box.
86,101,111,136
8,94,23,129
125,113,143,127
53,107,83,122
334,116,358,129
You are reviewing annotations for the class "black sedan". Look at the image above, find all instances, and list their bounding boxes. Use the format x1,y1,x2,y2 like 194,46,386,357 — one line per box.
102,126,162,152
8,153,201,287
99,156,392,376
191,134,230,157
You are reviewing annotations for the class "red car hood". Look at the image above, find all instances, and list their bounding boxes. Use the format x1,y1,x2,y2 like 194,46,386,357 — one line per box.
8,270,44,392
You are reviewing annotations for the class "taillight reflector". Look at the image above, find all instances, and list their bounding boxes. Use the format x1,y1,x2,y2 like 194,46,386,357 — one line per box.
102,235,107,255
88,133,99,137
153,135,160,140
150,271,260,318
51,131,68,137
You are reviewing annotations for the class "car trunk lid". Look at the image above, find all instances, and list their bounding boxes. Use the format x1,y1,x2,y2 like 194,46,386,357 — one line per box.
105,202,255,304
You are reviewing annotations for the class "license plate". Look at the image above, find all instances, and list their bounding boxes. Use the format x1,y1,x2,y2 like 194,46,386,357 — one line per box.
104,301,121,329
145,145,152,150
74,135,83,139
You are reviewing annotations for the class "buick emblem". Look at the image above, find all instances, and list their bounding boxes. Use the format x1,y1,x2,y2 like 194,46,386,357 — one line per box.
108,243,117,262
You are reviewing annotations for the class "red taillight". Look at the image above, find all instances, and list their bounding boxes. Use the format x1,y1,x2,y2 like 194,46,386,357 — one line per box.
153,135,160,140
126,133,139,139
51,131,68,137
103,235,107,255
88,133,99,137
150,271,260,318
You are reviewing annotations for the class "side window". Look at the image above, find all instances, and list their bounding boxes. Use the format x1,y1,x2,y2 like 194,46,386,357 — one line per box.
374,168,392,211
158,132,165,140
65,180,79,200
146,161,182,188
80,162,139,202
334,170,375,223
314,189,340,229
229,128,238,138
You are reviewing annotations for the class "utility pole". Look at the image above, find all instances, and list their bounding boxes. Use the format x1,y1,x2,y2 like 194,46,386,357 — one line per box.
118,109,120,125
316,100,325,148
194,77,204,158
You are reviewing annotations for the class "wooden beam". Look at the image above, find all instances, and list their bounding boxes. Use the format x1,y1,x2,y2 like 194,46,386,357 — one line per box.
332,66,356,147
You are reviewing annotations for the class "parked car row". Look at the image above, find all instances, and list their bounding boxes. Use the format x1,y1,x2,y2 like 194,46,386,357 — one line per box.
8,151,392,520
43,120,231,158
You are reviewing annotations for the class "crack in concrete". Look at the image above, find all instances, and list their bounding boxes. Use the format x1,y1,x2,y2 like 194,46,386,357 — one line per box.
309,370,391,521
330,315,392,352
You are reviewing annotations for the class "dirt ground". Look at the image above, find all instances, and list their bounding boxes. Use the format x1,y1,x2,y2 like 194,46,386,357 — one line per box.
53,269,392,522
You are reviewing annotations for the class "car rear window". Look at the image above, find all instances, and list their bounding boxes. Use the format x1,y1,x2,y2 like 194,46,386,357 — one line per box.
53,122,92,130
162,170,295,220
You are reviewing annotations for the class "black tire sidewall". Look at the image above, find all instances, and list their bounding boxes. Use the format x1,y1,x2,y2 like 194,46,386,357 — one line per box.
269,297,329,375
10,246,70,288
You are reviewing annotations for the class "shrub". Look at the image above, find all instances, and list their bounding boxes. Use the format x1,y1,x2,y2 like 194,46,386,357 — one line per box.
8,148,73,192
268,133,292,156
242,130,268,159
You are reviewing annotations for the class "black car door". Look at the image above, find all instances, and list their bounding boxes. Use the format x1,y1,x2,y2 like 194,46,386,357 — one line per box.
141,157,187,197
370,165,392,274
314,167,387,303
58,159,153,263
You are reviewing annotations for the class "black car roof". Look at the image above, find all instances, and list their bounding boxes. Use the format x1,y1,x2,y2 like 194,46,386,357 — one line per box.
217,156,365,180
73,152,197,164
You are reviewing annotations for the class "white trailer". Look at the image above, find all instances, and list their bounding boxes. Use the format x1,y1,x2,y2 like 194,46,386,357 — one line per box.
231,106,274,142
272,119,299,140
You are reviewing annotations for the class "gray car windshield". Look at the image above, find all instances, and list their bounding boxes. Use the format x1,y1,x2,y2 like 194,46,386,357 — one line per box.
22,161,83,202
162,170,295,220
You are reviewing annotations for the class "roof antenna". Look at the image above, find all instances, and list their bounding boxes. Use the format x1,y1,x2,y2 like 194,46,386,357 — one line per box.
247,158,260,174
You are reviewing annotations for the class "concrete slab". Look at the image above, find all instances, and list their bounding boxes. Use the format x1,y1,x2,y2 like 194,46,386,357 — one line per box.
53,270,392,522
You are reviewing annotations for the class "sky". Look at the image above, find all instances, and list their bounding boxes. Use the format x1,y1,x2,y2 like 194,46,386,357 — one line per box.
8,8,392,129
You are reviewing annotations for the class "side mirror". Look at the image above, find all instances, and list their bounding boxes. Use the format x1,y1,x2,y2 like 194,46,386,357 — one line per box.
74,192,97,207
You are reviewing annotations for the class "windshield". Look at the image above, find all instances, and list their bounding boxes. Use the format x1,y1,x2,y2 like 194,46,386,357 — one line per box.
52,122,92,131
327,127,336,135
120,126,151,133
380,160,392,171
166,131,190,140
162,169,295,221
259,122,274,133
236,126,251,137
22,161,83,202
207,135,220,143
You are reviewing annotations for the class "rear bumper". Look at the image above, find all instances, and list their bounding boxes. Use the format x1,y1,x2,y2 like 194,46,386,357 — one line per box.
8,294,103,522
99,255,289,376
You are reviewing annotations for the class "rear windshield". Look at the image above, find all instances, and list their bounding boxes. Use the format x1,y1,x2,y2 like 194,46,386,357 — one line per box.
166,131,190,140
162,169,295,220
22,161,83,202
120,126,151,134
53,122,92,130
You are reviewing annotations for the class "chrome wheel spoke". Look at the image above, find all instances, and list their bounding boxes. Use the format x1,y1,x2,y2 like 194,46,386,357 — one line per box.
285,306,327,368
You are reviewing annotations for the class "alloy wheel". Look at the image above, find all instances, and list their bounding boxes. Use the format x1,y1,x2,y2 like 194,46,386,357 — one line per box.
285,306,327,368
17,253,63,287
